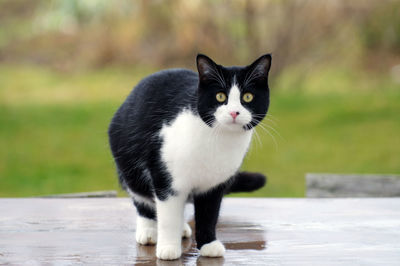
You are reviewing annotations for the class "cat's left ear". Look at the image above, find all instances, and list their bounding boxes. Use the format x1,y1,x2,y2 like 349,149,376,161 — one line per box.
196,54,219,82
247,54,272,80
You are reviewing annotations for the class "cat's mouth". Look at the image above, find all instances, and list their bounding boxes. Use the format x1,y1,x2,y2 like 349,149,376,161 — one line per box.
212,108,253,131
216,119,250,131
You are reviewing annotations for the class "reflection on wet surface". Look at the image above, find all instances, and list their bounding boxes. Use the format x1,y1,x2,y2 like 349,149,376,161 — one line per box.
224,241,266,250
134,242,266,266
133,220,266,265
1,198,400,265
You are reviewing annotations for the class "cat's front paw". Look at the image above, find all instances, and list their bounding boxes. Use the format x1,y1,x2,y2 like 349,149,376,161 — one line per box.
199,240,225,257
182,222,192,238
136,227,157,245
156,244,182,260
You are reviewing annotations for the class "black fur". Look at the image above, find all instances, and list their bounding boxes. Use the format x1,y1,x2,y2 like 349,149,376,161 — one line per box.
197,54,271,130
194,184,225,249
108,54,271,254
227,172,267,193
133,199,156,220
108,69,198,201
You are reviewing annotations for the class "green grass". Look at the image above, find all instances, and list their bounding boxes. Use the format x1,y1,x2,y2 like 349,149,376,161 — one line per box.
1,64,399,197
241,91,400,197
0,102,119,196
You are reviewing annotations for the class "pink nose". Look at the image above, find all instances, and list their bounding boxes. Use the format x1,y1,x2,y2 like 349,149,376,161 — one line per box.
230,111,240,119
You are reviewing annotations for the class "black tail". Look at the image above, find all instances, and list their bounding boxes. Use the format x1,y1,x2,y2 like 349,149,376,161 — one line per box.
225,171,267,194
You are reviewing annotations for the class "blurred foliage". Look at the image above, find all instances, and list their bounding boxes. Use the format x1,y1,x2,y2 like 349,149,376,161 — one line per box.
1,0,400,76
360,2,400,53
0,0,399,197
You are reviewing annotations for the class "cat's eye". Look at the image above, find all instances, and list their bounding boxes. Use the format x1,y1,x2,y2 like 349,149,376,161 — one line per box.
243,92,254,103
216,92,227,102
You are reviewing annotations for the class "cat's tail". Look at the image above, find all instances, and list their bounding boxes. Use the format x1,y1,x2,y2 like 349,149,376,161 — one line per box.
225,171,267,194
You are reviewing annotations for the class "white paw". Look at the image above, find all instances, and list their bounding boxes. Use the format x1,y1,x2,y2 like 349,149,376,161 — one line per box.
156,244,182,260
136,227,157,245
135,216,157,245
200,240,225,257
182,222,192,238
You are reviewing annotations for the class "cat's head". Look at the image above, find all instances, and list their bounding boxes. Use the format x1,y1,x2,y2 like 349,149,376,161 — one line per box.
196,54,271,132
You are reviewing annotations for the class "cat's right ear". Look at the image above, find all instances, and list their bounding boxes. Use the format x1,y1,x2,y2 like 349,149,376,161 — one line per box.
196,54,218,82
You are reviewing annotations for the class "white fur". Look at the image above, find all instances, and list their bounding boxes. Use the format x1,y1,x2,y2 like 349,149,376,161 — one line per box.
156,83,253,260
160,85,253,194
156,194,186,260
200,240,226,257
160,109,252,193
214,84,253,131
182,222,192,238
136,216,157,245
127,187,155,207
129,188,192,251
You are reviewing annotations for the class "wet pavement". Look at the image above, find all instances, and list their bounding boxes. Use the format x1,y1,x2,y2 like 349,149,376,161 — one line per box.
0,198,399,265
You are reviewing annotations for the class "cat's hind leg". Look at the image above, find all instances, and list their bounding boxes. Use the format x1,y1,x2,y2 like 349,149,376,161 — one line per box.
182,221,192,238
132,198,157,245
117,163,157,245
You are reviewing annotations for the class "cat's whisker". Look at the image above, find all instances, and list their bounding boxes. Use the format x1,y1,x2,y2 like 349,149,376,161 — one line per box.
263,117,278,126
253,117,283,141
252,127,263,149
255,119,285,137
210,123,223,155
260,122,284,141
203,116,215,127
252,113,278,123
258,124,278,150
250,115,280,138
266,114,279,121
252,118,280,150
251,115,279,128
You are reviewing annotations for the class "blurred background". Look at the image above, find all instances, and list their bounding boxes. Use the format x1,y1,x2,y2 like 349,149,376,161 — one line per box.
0,0,399,197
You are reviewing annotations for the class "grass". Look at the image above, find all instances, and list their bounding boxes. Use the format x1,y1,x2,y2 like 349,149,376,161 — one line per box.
242,91,400,197
0,64,399,197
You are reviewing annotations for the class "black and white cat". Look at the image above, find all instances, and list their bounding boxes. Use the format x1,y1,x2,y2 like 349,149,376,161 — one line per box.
108,54,271,260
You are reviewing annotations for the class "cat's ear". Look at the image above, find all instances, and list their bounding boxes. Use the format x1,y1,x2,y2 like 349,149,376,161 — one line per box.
247,54,272,80
196,54,219,82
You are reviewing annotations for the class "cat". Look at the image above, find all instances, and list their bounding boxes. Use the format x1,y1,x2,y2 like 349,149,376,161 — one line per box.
108,54,271,260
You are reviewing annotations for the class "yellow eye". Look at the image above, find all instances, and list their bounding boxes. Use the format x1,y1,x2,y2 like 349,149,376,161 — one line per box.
216,92,227,102
243,92,254,102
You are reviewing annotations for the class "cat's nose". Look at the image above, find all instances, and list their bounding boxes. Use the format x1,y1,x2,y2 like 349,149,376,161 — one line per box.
230,111,240,119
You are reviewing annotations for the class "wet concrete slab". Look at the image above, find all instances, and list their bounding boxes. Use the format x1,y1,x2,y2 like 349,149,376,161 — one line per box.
0,198,399,265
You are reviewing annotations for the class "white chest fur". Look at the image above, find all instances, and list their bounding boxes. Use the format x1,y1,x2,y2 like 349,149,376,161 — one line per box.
160,109,252,194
